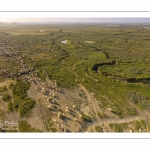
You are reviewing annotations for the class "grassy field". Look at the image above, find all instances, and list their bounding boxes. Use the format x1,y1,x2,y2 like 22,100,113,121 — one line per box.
0,23,150,132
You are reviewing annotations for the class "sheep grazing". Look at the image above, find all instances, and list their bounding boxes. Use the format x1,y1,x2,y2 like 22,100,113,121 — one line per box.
46,105,51,109
53,104,57,109
74,117,77,121
60,124,64,129
52,92,55,97
57,112,62,118
57,88,61,92
62,113,65,117
41,88,45,93
44,96,48,99
57,123,61,128
48,96,53,101
52,99,55,104
72,105,75,109
79,114,82,118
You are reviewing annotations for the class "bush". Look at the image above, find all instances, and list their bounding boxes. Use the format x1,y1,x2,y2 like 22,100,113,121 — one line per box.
134,121,141,131
97,111,103,119
140,120,146,129
12,80,30,99
13,95,23,111
95,126,103,132
2,93,11,102
2,86,8,92
126,108,137,116
19,100,36,117
8,101,14,112
19,121,31,132
114,124,123,132
46,118,57,132
81,113,92,122
18,121,41,132
110,105,123,118
0,86,8,93
109,123,123,132
102,112,109,118
9,83,14,89
127,91,148,104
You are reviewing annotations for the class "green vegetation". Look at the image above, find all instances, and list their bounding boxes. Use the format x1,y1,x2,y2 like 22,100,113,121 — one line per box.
134,121,141,131
95,126,103,132
2,93,11,102
109,123,123,132
81,112,92,122
0,76,7,83
102,112,109,118
73,99,83,109
125,108,137,116
110,105,123,118
140,120,146,129
19,99,36,117
120,123,128,130
133,120,147,131
13,95,23,111
12,80,30,99
11,80,31,112
1,24,150,105
0,86,8,93
18,121,41,132
9,83,14,89
8,101,14,112
109,120,147,132
97,111,109,119
1,24,150,132
97,111,103,119
46,118,57,132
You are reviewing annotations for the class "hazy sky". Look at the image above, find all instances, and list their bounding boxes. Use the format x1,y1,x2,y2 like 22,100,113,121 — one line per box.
1,18,150,23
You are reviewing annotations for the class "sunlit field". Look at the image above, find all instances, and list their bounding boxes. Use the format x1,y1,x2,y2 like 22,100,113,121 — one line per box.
0,23,150,132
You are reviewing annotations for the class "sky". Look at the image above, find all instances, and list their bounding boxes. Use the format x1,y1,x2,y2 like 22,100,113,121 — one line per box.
1,18,150,23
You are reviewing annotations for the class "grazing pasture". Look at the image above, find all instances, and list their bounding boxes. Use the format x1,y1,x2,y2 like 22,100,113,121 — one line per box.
0,23,150,132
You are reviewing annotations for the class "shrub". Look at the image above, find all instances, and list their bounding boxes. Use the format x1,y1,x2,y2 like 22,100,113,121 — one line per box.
97,111,103,119
114,124,123,132
18,121,41,132
95,126,103,132
127,91,148,104
2,93,11,102
134,121,141,131
12,80,30,99
126,108,137,116
9,83,14,89
81,113,92,122
19,121,31,132
0,86,8,93
110,105,123,118
46,118,57,132
8,101,14,112
109,123,123,132
102,112,109,118
19,100,36,117
13,95,23,111
140,120,146,129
